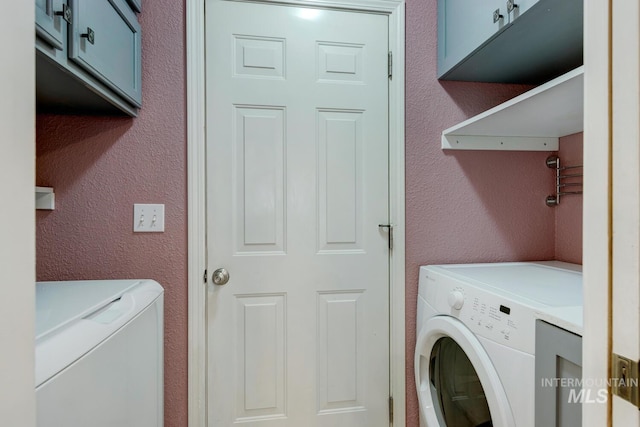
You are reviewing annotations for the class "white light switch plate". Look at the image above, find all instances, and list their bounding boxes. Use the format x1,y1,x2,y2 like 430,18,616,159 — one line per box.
133,204,165,232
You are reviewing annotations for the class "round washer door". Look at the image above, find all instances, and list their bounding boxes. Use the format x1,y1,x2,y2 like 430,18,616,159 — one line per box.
414,315,515,427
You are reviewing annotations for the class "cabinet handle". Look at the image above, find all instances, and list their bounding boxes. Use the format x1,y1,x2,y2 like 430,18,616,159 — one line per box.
507,0,518,13
493,8,503,23
81,27,95,45
55,4,72,24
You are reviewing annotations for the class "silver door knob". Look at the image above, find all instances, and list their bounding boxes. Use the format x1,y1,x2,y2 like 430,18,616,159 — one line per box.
212,268,230,285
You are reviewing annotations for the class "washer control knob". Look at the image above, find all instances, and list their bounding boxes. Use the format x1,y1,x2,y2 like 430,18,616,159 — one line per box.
448,290,464,310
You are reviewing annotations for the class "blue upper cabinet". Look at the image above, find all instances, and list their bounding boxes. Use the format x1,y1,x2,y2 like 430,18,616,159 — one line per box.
438,0,583,84
68,0,142,107
36,0,67,50
437,0,505,80
35,0,142,116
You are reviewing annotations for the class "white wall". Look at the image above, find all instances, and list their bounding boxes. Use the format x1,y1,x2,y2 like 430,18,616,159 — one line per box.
0,1,36,426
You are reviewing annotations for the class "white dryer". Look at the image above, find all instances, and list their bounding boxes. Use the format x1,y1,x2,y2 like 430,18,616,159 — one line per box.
414,261,582,427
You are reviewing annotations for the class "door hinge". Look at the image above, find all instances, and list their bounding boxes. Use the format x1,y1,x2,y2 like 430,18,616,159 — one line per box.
389,396,394,423
612,353,640,407
203,269,208,284
378,224,394,250
388,51,393,79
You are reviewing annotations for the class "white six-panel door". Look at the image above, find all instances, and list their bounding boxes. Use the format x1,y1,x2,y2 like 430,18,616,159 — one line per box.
205,1,390,425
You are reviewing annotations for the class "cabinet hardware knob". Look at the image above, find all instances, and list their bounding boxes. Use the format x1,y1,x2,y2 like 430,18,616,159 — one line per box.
55,4,72,24
493,9,504,23
81,27,95,45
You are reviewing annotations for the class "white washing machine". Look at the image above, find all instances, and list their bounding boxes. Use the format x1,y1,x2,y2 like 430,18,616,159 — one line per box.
414,261,582,427
35,279,164,427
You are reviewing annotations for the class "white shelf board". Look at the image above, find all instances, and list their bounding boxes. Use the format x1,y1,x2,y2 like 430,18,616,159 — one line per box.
35,186,55,210
442,66,584,151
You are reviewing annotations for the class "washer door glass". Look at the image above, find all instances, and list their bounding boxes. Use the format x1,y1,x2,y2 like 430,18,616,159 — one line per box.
430,336,492,427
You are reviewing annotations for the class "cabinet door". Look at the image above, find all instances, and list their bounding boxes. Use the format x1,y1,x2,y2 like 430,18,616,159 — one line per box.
36,0,67,50
437,0,505,78
68,0,142,107
535,320,583,427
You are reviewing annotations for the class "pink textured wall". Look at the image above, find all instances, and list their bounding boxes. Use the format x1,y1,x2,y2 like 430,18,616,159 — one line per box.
404,0,557,424
33,1,582,426
35,1,187,426
555,133,584,264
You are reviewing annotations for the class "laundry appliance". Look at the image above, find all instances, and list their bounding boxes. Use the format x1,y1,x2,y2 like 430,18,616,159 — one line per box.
415,261,582,427
35,279,164,427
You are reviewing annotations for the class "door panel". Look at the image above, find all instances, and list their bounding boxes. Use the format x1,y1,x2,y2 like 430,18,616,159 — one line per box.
233,106,286,254
205,1,390,426
317,291,366,412
235,294,286,420
318,110,364,252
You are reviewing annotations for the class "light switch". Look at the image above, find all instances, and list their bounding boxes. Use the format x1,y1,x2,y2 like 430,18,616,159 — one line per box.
133,204,165,232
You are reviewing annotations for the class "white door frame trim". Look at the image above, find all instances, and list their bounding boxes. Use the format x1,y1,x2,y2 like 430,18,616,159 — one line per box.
186,1,405,425
582,0,610,425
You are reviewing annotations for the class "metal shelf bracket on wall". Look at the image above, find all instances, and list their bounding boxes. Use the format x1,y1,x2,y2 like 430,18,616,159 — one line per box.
545,155,583,207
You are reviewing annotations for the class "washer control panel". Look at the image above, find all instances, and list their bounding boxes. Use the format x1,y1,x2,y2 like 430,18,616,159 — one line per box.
420,266,537,355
